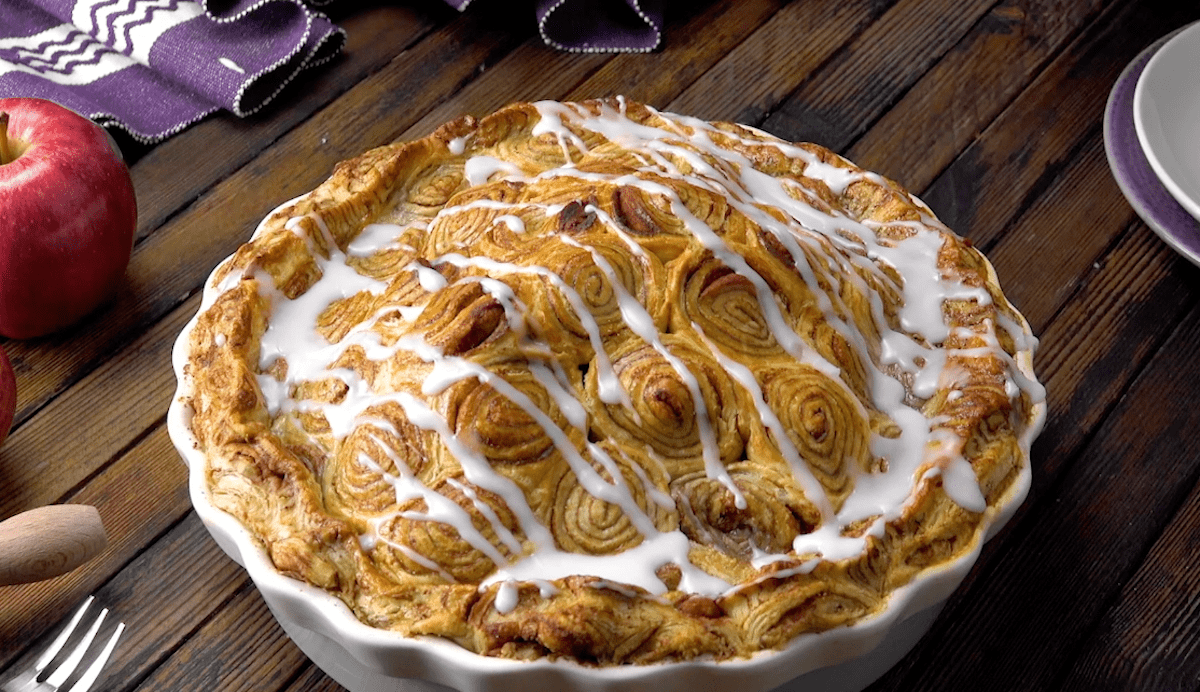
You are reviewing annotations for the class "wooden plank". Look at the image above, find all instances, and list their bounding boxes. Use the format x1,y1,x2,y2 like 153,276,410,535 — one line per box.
564,0,788,107
758,0,998,150
129,582,305,692
1058,476,1200,691
664,0,895,124
283,665,347,692
399,0,801,137
918,0,1200,245
845,0,1108,192
1026,226,1198,469
982,130,1135,330
0,427,191,671
88,516,249,692
0,297,195,521
395,40,610,141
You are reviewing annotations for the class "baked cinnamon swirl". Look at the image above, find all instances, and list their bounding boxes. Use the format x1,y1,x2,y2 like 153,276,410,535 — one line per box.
175,99,1045,665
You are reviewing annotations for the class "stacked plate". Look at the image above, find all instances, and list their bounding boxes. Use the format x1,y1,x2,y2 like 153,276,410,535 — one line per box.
1105,21,1200,266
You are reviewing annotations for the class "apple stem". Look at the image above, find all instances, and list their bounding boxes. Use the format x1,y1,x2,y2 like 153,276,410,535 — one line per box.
0,113,10,166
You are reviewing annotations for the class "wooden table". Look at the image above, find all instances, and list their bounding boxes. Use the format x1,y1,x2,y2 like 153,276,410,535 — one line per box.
3,0,1199,689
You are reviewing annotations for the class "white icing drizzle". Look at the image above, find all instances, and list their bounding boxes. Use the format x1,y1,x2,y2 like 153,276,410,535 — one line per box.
348,222,410,257
464,155,523,186
233,100,1045,611
495,580,519,613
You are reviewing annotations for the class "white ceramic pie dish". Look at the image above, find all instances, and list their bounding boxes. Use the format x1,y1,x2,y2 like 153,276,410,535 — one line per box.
167,251,1040,692
168,99,1046,690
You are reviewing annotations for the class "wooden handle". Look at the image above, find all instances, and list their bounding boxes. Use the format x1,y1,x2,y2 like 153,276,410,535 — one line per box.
0,505,107,586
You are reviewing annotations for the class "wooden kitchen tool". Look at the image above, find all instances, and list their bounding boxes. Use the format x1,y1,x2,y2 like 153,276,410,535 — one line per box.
0,505,107,586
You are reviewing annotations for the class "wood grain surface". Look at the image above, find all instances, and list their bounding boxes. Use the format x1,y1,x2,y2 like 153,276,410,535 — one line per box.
2,0,1199,689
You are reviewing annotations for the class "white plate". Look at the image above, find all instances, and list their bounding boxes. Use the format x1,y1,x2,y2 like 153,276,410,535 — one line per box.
1134,21,1200,222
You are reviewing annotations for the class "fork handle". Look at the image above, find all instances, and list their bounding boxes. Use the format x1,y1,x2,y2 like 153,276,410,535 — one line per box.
0,505,107,586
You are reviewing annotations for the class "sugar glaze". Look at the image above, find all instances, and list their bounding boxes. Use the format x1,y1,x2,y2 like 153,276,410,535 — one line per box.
230,99,1044,604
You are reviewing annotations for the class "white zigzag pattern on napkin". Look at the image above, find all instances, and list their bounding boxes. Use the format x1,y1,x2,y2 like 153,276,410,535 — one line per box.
0,25,130,83
72,0,199,62
0,0,198,84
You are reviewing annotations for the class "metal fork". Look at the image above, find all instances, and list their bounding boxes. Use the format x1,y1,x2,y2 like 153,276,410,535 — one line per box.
2,597,124,692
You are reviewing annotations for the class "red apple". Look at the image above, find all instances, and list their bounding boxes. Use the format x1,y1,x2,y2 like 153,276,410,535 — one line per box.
0,98,137,339
0,344,14,446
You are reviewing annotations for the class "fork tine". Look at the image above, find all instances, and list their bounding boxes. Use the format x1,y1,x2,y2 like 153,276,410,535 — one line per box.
43,608,107,689
33,597,95,675
67,621,123,692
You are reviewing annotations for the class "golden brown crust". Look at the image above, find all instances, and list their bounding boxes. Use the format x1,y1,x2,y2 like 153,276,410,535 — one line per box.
180,99,1042,665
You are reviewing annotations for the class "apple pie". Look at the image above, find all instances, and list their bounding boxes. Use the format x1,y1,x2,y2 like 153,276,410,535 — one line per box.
174,98,1045,665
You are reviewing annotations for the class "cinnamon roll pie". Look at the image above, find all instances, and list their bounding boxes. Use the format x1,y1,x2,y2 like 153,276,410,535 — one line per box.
174,99,1045,665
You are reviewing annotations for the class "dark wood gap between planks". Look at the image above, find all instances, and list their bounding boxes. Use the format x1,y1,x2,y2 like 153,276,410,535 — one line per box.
284,662,349,692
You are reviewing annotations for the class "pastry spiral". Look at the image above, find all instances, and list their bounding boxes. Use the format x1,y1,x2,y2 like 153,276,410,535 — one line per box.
178,99,1045,665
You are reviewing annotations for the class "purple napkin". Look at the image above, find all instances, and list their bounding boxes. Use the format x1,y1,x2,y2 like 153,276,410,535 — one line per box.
537,0,663,53
442,0,664,53
0,0,344,143
0,0,662,145
446,0,663,52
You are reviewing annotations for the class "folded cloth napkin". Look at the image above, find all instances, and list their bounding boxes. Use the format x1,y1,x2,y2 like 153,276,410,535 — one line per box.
0,0,662,145
470,0,664,54
0,0,344,143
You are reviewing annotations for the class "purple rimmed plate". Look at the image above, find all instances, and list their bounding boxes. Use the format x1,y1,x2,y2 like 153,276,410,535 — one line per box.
1104,23,1200,267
